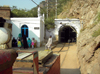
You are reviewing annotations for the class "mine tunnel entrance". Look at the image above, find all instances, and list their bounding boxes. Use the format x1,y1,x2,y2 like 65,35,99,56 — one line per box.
59,26,77,43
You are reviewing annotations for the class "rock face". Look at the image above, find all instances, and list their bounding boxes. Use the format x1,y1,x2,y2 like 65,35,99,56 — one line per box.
58,0,100,74
68,0,100,28
77,34,100,74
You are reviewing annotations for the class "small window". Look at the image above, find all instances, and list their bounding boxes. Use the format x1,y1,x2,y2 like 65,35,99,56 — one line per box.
34,27,39,30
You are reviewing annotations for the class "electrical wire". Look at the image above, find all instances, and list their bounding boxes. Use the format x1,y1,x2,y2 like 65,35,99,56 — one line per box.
31,0,46,12
31,0,39,6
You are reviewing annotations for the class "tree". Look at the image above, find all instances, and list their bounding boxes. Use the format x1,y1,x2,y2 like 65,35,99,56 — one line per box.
45,18,55,30
11,6,38,17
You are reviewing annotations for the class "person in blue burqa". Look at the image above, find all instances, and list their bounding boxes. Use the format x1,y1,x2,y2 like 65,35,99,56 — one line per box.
27,38,31,48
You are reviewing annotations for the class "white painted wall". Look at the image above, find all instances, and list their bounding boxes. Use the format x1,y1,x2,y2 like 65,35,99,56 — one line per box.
54,19,81,37
46,29,56,40
9,17,44,47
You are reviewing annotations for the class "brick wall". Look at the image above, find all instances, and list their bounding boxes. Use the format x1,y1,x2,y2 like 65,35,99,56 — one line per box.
0,7,11,20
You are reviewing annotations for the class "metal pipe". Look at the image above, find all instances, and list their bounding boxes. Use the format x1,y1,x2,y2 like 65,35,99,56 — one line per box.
55,0,57,19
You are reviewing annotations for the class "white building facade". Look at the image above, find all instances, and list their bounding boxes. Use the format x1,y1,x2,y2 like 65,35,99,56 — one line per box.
9,16,44,47
6,7,45,47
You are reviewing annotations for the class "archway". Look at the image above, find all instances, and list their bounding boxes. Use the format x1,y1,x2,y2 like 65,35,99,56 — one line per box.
21,25,28,37
59,25,77,43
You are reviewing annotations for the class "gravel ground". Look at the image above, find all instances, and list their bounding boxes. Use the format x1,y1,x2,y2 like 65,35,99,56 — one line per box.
52,43,81,74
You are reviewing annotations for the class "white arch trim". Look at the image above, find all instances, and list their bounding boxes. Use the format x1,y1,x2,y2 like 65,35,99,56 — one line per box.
58,24,80,37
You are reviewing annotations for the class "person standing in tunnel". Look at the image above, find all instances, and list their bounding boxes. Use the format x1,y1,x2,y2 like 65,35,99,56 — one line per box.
45,35,52,50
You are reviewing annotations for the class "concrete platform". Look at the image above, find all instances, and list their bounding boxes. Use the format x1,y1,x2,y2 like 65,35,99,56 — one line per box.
12,45,56,68
10,44,57,52
38,51,53,65
13,53,60,74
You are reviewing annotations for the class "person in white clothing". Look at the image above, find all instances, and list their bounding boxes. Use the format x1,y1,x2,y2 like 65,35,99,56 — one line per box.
45,35,52,50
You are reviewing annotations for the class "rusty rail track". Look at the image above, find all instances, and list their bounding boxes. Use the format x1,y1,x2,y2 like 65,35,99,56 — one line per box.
52,42,76,66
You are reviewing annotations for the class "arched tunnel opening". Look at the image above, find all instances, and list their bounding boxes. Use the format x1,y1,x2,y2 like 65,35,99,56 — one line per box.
59,26,77,43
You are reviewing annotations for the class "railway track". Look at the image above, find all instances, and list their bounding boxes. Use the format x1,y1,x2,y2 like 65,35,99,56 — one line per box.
52,42,76,67
52,42,81,74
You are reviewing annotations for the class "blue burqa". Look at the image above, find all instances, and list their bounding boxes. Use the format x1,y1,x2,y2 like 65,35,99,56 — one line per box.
27,38,31,48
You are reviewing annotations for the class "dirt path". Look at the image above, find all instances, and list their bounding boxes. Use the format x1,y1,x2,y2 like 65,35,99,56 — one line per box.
52,43,81,74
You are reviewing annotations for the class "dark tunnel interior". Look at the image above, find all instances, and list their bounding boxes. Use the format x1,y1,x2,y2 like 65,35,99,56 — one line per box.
59,26,77,43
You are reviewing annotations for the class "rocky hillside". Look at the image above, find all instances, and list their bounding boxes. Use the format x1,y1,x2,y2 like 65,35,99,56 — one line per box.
58,0,100,74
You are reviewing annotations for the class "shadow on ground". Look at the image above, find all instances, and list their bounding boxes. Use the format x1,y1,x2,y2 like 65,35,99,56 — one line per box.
61,68,81,74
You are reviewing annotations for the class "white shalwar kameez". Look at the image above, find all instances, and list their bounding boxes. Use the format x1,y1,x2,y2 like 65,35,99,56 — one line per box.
45,38,52,50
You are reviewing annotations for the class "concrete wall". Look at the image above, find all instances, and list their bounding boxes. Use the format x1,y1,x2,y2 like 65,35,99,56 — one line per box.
0,7,10,20
46,29,56,40
40,17,45,46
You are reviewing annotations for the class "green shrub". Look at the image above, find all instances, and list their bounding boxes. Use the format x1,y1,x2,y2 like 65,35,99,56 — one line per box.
89,12,100,29
80,28,85,32
92,27,100,37
89,23,97,29
45,18,55,30
97,12,100,22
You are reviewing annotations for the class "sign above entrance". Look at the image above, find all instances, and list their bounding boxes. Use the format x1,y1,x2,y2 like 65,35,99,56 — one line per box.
34,27,39,30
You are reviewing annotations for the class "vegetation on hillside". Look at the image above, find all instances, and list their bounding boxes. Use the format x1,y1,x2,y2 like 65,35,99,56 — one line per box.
45,18,55,30
92,27,100,37
92,12,100,37
44,0,72,29
11,0,71,29
80,12,100,32
94,12,100,25
58,0,75,18
11,6,38,17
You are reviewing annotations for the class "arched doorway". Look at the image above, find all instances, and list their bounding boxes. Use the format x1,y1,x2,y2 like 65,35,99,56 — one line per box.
59,25,77,43
21,25,28,37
